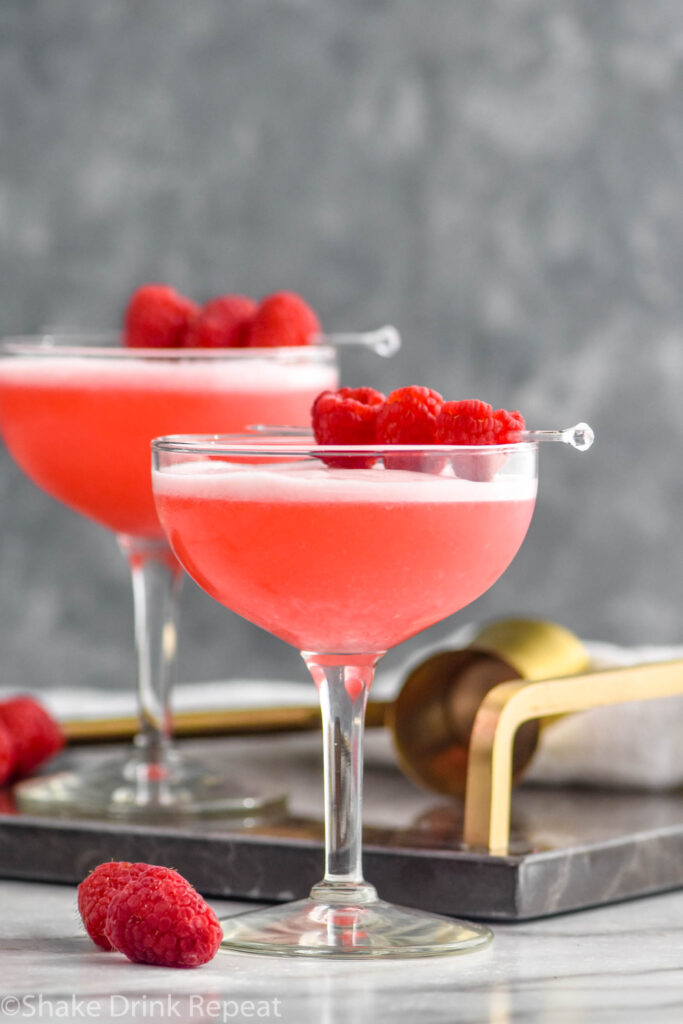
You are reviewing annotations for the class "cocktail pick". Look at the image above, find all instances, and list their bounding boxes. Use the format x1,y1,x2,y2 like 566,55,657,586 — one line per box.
521,422,594,451
30,325,401,356
246,421,595,448
315,324,401,357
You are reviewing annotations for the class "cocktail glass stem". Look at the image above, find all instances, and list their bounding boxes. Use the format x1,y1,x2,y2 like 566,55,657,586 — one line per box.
304,653,382,906
219,649,493,956
118,535,182,804
15,528,287,819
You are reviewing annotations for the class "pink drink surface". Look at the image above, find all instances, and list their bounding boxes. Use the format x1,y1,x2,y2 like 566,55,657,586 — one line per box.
0,356,337,537
154,462,537,652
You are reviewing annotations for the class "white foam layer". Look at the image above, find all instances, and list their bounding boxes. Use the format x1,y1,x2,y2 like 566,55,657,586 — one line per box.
153,460,538,503
0,356,337,394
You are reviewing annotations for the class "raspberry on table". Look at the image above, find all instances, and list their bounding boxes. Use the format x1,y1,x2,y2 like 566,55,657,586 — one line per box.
184,295,257,348
375,387,444,444
0,696,63,777
0,790,16,814
78,862,152,951
104,865,223,968
0,722,15,787
248,291,320,347
124,284,199,349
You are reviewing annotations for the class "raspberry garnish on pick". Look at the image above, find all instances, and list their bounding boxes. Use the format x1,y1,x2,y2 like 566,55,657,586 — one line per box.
312,388,385,446
308,386,528,477
184,295,257,348
0,696,63,777
124,284,199,349
435,400,525,445
375,386,444,470
312,387,385,468
104,865,223,968
492,407,526,443
78,862,152,951
375,387,444,444
248,291,320,347
436,401,526,480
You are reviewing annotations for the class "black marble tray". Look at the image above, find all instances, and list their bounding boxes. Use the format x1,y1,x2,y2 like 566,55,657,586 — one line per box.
2,733,682,921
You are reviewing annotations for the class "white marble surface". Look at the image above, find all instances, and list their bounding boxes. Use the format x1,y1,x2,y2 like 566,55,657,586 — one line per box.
1,880,682,1023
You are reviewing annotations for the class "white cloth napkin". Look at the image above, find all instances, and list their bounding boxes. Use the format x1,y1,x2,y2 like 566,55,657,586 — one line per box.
525,639,683,789
0,679,319,720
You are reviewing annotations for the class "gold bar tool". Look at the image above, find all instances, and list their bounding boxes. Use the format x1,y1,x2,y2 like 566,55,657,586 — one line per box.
463,659,683,855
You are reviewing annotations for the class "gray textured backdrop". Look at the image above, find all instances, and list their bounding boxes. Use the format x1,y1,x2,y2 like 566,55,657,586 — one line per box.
0,1,681,693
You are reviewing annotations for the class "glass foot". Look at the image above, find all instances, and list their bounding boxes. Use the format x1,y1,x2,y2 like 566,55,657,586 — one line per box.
220,896,493,959
13,749,287,822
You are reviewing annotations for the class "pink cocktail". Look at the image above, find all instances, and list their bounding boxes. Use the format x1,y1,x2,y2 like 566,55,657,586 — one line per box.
0,348,336,537
0,338,338,819
154,463,535,653
152,436,538,958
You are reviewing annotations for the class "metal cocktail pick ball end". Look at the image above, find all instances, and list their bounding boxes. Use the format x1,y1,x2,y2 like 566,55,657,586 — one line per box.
314,324,402,357
522,423,595,451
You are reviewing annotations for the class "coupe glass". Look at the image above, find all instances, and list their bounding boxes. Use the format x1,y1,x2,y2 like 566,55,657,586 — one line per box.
152,434,539,957
0,336,338,819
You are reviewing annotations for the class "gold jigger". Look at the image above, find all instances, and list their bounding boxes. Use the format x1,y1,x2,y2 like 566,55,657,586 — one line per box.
387,618,590,797
63,618,588,798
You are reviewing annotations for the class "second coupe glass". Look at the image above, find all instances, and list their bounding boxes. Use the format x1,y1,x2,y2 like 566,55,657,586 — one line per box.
0,336,338,819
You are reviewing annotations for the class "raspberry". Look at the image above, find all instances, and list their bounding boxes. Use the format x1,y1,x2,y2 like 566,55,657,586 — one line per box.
375,387,444,471
124,284,198,348
105,865,223,968
493,407,526,443
0,722,15,786
78,862,152,951
248,291,320,347
376,387,444,444
435,400,497,444
0,696,63,777
435,401,525,445
436,401,526,481
184,295,257,348
312,387,385,445
312,387,385,468
0,790,16,814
